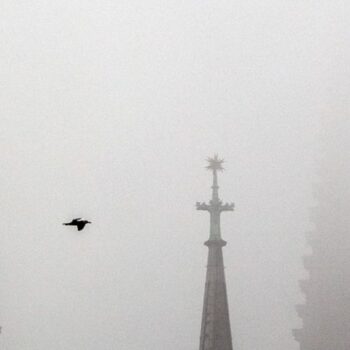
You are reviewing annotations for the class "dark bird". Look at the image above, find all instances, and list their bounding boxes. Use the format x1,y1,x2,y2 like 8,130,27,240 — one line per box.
63,218,91,231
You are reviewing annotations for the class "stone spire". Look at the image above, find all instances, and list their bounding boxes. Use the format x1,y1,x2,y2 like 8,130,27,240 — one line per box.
196,155,234,350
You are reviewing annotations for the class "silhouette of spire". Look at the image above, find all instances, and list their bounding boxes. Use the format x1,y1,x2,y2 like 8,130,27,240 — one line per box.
196,155,234,350
206,154,224,204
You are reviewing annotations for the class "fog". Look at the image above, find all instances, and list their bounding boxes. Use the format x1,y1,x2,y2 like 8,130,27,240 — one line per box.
0,1,349,349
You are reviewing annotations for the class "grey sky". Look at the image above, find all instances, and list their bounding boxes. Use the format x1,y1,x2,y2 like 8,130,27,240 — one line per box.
0,1,349,349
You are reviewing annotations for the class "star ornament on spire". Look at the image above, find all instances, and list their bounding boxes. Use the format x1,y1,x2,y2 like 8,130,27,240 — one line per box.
206,154,224,172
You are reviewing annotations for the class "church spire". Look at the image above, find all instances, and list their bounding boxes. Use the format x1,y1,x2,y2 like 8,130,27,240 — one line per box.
206,154,224,203
196,155,234,350
197,155,234,241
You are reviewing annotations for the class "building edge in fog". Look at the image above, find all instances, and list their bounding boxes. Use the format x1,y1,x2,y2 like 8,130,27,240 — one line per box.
293,119,350,349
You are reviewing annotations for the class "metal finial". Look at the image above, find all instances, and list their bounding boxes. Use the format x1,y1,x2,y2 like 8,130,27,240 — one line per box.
206,154,224,172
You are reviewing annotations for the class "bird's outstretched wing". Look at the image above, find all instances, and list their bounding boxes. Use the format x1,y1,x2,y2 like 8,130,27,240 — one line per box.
77,222,86,231
72,218,82,223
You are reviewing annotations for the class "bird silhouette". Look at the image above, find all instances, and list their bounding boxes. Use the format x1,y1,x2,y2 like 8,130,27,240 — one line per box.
63,218,91,231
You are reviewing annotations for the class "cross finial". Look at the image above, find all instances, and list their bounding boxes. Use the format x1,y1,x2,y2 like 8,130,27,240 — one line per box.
206,154,224,172
205,154,224,202
196,154,234,240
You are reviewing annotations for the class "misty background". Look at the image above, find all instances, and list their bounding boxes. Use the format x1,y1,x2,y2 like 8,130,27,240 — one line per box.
0,1,349,349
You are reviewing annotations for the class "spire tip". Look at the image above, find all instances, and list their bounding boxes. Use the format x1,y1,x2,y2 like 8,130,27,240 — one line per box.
206,154,224,172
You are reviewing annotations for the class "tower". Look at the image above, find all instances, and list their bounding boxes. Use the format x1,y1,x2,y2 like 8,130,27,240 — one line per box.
293,118,350,349
197,155,234,350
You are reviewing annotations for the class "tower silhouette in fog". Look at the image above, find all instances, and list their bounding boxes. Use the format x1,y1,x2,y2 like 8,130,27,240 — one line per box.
196,155,234,350
293,119,350,349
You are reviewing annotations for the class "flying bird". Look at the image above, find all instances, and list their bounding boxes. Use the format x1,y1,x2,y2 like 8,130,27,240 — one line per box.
63,218,91,231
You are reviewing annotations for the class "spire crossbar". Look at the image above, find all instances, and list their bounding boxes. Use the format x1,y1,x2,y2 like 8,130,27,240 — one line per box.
196,155,234,241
